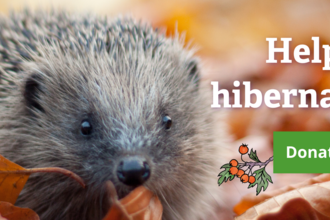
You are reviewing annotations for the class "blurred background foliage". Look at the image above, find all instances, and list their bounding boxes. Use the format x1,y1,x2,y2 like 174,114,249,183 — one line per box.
1,0,330,218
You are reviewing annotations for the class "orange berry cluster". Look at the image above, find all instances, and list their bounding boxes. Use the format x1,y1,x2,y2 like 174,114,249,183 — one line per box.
228,159,255,184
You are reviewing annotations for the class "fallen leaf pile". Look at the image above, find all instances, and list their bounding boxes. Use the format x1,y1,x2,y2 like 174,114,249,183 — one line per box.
0,153,162,220
0,155,85,205
0,154,86,220
235,174,330,219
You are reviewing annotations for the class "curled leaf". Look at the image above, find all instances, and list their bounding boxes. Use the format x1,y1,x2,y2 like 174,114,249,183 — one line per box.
103,181,163,220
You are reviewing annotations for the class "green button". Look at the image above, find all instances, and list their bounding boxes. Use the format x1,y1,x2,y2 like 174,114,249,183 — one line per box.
274,131,330,173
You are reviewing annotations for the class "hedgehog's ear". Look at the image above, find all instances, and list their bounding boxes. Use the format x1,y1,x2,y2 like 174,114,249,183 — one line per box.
187,59,200,86
24,74,44,113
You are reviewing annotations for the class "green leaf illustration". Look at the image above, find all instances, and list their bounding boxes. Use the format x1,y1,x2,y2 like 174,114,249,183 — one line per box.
248,148,261,162
217,163,239,186
248,167,273,195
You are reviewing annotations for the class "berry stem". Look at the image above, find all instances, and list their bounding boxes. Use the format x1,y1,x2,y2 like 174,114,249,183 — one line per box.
0,167,85,188
241,154,246,163
239,156,273,171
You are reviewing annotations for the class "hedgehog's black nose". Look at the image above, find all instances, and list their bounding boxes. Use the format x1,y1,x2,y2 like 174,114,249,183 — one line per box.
117,156,150,186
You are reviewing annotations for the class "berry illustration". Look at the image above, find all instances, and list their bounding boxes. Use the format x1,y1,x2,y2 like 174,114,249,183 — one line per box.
236,169,244,178
249,176,256,184
239,144,249,155
240,174,249,183
229,167,238,175
218,143,273,196
229,159,238,167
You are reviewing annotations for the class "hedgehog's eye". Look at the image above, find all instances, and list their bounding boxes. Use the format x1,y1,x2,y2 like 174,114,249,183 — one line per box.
81,119,93,135
162,115,172,130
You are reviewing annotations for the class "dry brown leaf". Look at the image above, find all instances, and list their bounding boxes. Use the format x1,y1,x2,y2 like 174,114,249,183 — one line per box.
234,173,330,215
234,174,330,219
256,198,319,220
0,154,85,205
236,197,327,220
0,201,39,220
103,181,163,220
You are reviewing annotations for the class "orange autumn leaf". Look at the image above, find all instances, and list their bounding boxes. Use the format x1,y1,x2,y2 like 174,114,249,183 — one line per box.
234,174,330,219
0,154,85,205
103,181,163,220
0,202,39,220
0,155,30,204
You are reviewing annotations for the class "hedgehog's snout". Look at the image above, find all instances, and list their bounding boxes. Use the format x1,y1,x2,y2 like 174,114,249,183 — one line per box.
116,156,150,186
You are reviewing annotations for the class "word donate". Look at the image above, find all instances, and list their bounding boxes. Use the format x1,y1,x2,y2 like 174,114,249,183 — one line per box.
274,132,330,173
287,146,330,159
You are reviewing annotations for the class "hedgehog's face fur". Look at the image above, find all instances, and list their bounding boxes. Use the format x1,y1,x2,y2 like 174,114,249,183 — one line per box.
0,14,222,220
21,39,201,191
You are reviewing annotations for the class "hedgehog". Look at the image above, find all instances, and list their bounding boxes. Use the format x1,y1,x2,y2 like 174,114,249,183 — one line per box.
0,10,226,220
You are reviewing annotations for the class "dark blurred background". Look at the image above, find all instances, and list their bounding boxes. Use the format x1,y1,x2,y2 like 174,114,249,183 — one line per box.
1,0,330,218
